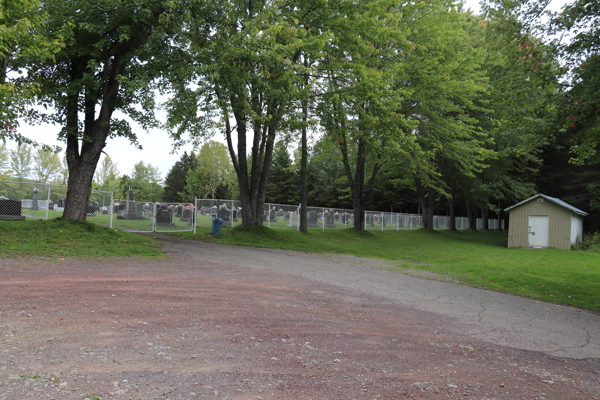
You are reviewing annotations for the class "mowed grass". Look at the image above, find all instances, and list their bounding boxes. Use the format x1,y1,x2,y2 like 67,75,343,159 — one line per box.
178,226,600,311
0,219,163,258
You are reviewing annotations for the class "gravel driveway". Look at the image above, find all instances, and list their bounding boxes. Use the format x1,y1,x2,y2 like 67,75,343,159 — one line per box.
1,235,599,399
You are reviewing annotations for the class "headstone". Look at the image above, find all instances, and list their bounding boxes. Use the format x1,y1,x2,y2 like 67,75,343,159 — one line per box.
341,213,349,224
0,198,25,220
334,212,340,221
219,207,231,228
156,207,174,225
308,211,318,228
31,188,39,211
181,208,194,222
287,213,300,228
232,209,238,222
269,209,276,222
324,213,336,228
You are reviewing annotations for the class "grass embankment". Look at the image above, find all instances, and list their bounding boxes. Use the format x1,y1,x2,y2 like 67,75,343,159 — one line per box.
0,219,163,258
178,226,600,311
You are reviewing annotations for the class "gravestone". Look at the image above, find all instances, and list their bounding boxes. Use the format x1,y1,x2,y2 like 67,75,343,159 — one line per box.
287,213,300,228
87,201,99,217
334,212,340,221
232,209,238,222
175,206,183,218
156,207,175,226
0,198,25,220
308,211,318,228
181,208,194,222
269,209,276,222
219,207,231,228
31,188,39,211
324,213,336,228
341,213,349,224
367,214,375,227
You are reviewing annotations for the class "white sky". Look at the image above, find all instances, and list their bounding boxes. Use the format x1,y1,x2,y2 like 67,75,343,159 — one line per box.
6,0,569,182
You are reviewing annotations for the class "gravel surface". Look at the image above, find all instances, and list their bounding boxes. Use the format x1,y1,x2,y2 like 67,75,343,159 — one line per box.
1,235,599,399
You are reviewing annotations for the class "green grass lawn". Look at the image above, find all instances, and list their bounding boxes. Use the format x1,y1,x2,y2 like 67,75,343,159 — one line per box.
0,219,163,258
177,226,600,311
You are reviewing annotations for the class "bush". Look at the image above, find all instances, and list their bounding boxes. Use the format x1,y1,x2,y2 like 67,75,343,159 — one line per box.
572,232,600,252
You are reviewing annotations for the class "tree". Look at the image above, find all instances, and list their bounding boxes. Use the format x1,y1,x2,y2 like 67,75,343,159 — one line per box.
94,155,121,193
0,0,70,143
319,0,454,230
24,0,184,220
0,142,8,173
32,147,61,183
163,151,197,203
265,140,298,205
167,0,327,226
9,142,32,179
183,141,234,201
127,161,163,202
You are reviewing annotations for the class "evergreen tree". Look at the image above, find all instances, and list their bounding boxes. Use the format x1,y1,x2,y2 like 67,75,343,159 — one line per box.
265,141,298,205
163,152,197,203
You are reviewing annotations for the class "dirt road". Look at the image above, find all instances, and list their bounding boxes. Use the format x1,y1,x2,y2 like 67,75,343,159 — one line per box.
1,235,598,399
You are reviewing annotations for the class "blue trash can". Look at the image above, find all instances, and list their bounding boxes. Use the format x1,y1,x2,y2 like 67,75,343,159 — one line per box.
212,217,224,236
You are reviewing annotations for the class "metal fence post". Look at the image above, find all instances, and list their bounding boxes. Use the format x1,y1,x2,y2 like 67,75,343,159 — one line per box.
194,198,197,234
109,191,114,228
45,184,51,220
322,208,325,231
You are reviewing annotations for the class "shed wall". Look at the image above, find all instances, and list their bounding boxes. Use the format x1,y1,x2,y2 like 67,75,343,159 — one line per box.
507,199,573,250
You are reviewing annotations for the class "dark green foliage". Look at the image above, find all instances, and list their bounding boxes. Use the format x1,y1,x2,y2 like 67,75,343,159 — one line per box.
265,141,298,205
163,152,198,203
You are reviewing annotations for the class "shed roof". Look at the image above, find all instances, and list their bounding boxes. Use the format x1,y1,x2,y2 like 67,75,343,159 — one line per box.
504,193,588,216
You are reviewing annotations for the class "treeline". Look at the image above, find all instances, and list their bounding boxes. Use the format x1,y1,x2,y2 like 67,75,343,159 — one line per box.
1,0,598,230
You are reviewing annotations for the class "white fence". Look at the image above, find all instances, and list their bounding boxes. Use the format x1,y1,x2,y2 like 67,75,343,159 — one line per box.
194,199,505,232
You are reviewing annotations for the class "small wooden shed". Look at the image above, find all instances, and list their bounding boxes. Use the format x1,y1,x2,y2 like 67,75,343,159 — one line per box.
504,194,588,250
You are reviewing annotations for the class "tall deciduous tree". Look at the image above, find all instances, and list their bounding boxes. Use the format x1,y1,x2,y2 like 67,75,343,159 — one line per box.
183,141,235,201
25,0,183,220
167,0,326,226
10,142,32,179
128,161,162,202
0,142,8,172
0,0,70,142
94,155,121,193
33,147,61,183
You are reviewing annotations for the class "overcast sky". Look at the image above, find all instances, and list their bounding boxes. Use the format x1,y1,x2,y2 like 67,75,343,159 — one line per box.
8,0,570,182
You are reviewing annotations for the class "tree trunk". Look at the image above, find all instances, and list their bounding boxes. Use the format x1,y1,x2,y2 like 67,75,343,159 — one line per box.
481,206,489,230
417,181,436,230
299,68,309,233
466,199,478,230
448,194,456,231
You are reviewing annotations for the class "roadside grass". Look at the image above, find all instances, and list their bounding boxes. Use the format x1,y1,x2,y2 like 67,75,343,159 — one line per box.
0,219,163,258
176,226,600,311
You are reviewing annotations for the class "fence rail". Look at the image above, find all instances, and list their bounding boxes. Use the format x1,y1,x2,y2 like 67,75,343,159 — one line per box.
0,181,505,233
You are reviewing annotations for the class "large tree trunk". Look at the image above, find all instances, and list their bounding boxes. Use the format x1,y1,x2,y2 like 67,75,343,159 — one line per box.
466,199,478,230
448,192,456,231
419,188,436,230
481,206,489,230
299,69,309,233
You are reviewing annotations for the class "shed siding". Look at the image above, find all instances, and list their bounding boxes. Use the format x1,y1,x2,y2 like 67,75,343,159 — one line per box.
507,199,573,250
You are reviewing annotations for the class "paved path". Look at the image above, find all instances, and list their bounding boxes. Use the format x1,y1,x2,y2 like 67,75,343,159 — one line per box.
158,235,600,360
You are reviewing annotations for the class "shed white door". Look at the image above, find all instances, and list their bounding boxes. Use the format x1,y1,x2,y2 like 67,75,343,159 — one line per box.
528,216,549,248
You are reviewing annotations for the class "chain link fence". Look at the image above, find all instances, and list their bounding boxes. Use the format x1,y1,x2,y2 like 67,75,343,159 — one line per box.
0,181,112,222
1,181,504,233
